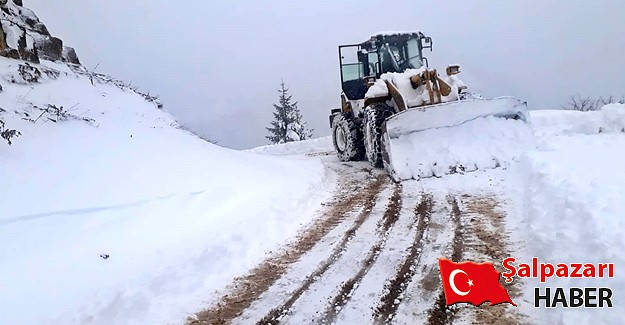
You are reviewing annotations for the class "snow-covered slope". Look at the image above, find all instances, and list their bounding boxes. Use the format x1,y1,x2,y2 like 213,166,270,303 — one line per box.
0,57,334,324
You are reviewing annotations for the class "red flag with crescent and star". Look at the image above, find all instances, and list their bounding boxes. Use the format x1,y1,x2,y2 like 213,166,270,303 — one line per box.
438,258,516,307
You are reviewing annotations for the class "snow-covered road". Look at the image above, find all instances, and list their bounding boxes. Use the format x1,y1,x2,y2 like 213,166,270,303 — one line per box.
193,104,625,324
190,154,527,325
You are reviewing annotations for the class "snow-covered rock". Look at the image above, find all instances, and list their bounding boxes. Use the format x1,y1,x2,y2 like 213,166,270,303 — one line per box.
0,0,80,64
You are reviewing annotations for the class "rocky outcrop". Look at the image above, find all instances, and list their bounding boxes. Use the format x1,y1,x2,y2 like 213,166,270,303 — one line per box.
0,0,80,65
35,36,62,61
62,46,80,65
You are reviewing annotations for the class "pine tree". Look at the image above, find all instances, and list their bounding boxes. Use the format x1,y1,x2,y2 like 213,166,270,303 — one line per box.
266,80,313,144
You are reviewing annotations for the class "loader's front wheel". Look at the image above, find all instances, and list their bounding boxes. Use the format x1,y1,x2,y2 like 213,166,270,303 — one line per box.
332,112,364,162
364,104,394,168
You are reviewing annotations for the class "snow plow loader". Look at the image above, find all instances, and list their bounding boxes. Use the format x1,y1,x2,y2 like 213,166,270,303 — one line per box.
329,32,529,181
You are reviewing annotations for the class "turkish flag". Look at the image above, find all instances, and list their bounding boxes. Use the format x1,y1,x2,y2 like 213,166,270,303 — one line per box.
438,258,516,307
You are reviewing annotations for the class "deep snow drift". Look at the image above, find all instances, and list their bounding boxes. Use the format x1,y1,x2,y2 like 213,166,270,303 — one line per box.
518,105,625,324
0,57,334,325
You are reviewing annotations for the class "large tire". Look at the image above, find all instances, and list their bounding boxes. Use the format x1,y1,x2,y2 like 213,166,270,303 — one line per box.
363,103,395,168
332,112,364,161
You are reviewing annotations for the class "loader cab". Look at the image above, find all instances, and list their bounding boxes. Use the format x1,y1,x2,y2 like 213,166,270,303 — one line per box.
339,32,431,100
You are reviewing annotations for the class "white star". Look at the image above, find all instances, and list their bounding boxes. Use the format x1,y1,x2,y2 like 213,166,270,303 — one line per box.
467,279,474,287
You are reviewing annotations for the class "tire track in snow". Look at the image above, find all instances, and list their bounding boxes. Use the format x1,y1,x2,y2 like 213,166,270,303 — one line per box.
459,195,528,325
424,195,529,325
385,193,529,325
425,196,463,325
256,177,391,325
330,190,423,324
372,194,433,324
190,173,387,325
317,184,403,324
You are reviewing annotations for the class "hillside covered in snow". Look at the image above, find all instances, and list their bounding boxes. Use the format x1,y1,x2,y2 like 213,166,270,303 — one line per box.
0,2,333,324
0,53,333,325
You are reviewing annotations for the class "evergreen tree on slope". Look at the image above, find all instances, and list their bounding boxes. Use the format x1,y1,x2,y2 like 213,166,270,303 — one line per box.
266,80,313,144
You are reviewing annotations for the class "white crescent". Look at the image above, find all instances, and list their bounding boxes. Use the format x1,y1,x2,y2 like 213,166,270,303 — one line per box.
449,269,471,296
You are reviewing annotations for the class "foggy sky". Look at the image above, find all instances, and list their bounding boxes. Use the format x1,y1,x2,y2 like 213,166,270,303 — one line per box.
27,1,625,149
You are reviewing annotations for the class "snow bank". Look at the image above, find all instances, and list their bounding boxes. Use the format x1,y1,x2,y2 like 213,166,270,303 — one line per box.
247,136,333,156
0,57,333,325
513,105,625,324
519,134,625,324
531,104,625,136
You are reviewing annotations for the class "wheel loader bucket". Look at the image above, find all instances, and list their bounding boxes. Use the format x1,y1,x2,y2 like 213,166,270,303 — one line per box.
382,96,531,181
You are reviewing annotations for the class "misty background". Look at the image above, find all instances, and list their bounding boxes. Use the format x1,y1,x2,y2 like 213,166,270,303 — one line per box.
28,0,625,149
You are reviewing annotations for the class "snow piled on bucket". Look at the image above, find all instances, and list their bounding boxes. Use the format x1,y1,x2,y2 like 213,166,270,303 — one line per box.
388,116,533,180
